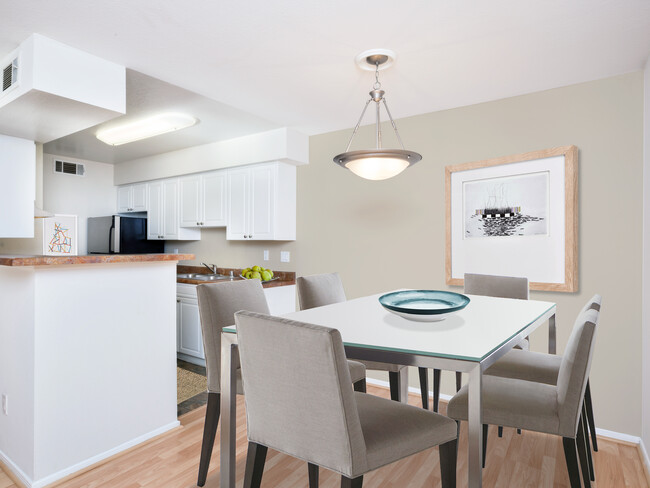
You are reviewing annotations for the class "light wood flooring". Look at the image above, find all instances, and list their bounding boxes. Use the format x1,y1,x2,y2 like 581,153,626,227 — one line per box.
1,385,648,487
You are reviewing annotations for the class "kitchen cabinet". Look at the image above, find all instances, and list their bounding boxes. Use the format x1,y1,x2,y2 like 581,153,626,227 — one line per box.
0,135,35,237
117,183,147,213
175,282,296,366
179,171,227,228
148,179,200,240
226,162,296,240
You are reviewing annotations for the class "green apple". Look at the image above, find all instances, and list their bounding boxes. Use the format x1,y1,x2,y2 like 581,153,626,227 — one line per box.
261,270,272,281
250,271,262,280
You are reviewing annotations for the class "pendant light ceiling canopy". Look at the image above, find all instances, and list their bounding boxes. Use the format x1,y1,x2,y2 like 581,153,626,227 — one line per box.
334,49,422,181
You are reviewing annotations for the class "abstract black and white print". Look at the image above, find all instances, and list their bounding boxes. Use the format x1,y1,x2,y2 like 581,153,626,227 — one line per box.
463,171,549,238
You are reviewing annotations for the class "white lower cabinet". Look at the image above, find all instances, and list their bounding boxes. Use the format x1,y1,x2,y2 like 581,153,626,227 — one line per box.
176,284,204,365
176,283,296,366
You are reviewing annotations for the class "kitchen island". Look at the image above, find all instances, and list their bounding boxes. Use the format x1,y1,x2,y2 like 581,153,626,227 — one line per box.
0,253,193,488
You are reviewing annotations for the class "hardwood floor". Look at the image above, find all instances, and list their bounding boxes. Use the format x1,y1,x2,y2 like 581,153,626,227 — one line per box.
1,385,648,487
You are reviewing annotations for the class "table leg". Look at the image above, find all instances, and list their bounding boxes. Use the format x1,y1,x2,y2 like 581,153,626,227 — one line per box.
468,364,483,488
220,336,239,488
399,367,409,404
549,314,556,355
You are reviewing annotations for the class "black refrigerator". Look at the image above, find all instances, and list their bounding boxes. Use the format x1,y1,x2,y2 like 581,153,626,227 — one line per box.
87,215,164,254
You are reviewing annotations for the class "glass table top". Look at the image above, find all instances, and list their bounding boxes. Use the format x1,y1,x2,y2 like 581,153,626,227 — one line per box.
223,291,556,362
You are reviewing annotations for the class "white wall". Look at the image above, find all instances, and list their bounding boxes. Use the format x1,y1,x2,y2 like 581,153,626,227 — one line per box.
43,154,116,254
113,127,308,185
642,56,650,450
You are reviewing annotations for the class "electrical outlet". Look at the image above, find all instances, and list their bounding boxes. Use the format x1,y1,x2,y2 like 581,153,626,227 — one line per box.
2,394,7,415
280,251,290,263
263,250,269,261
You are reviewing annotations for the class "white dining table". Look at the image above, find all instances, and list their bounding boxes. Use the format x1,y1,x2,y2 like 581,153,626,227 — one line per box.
220,291,556,488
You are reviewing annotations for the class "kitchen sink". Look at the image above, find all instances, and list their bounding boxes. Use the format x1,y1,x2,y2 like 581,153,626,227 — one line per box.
177,273,232,281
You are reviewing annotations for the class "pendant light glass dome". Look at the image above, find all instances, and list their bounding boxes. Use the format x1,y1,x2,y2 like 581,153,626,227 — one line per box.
334,50,422,180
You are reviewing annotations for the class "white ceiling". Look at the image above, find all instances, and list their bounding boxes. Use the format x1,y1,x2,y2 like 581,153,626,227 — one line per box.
3,0,650,161
43,70,278,163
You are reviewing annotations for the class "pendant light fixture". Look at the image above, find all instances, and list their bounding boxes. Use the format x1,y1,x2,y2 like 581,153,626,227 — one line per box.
334,49,421,180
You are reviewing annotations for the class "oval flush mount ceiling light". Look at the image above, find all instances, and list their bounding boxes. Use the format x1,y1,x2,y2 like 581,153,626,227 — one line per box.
96,112,198,146
333,49,421,181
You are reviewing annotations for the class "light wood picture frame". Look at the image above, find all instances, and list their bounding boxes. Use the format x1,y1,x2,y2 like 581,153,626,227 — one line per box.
445,146,577,292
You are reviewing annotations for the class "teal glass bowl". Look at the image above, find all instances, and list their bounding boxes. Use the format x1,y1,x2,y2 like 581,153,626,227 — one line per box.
379,290,470,322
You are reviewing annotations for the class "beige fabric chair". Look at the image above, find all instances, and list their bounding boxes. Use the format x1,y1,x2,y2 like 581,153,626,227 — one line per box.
235,310,459,488
485,295,602,453
297,272,430,408
428,273,530,413
447,302,600,488
195,279,366,487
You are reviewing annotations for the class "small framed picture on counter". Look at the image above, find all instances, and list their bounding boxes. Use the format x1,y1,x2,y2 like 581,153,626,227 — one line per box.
42,215,78,256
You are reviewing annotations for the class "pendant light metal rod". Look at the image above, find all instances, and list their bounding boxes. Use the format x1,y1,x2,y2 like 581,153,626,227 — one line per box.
376,99,382,148
344,98,372,153
382,98,405,150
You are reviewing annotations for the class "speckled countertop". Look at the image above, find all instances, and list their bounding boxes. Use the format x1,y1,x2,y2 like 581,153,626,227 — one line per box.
0,253,195,267
177,265,295,288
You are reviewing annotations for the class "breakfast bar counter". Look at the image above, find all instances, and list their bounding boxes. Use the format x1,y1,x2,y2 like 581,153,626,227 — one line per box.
0,253,193,487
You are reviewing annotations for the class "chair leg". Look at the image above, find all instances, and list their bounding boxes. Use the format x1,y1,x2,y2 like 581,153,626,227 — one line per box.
576,418,591,488
418,367,429,409
498,426,503,438
243,442,268,488
455,371,462,392
388,371,400,402
197,392,220,487
433,369,441,413
562,437,583,488
585,380,598,452
308,463,319,488
439,439,458,488
581,407,595,482
353,378,367,393
482,424,488,468
340,475,363,487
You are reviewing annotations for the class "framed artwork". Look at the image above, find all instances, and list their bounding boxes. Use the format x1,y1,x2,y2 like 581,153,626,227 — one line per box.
445,146,577,292
43,215,78,256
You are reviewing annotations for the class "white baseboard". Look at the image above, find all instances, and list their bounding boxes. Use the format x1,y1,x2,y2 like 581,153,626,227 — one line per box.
0,450,30,487
1,420,180,488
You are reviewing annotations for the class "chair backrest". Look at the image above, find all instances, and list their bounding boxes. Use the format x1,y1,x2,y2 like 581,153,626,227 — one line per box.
556,294,602,437
464,273,529,300
297,272,347,310
196,279,270,393
235,310,368,477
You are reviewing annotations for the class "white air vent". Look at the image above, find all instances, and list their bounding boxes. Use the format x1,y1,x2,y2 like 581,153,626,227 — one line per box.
54,159,85,176
2,58,18,93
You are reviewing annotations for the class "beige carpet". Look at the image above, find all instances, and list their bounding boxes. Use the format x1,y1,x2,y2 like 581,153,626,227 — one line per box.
177,367,207,404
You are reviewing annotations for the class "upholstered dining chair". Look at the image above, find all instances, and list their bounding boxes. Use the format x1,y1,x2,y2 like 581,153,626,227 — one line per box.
235,310,459,488
484,294,602,454
195,279,367,487
427,273,530,414
447,300,600,488
297,272,431,409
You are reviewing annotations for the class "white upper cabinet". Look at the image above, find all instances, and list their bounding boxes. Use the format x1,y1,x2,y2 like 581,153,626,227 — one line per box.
179,171,227,228
117,183,147,213
0,135,35,237
226,162,296,241
147,179,200,241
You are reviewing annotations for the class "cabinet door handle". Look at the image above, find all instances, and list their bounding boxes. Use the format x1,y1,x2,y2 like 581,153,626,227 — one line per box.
176,299,181,303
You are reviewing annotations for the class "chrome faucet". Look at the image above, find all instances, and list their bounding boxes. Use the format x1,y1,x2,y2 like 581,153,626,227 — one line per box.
201,263,218,274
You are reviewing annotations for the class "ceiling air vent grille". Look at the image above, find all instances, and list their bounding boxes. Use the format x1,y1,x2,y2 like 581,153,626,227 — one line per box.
54,160,85,176
2,58,18,92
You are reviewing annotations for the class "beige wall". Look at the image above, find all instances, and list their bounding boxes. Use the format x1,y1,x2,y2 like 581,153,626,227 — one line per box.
172,71,644,436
